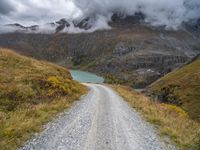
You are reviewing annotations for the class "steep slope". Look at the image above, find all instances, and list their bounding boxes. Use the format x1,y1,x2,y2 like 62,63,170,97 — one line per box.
0,48,87,150
0,23,199,88
148,55,200,121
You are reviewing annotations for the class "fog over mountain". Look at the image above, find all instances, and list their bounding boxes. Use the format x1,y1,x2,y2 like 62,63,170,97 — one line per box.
0,0,200,33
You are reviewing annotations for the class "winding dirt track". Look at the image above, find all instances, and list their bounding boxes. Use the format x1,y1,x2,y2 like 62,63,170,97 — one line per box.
20,84,175,150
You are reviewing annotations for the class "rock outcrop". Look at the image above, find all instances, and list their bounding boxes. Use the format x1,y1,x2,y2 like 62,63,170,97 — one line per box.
1,15,200,87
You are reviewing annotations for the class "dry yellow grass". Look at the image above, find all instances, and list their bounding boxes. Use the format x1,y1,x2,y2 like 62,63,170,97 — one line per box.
112,85,200,150
0,48,87,150
149,57,200,121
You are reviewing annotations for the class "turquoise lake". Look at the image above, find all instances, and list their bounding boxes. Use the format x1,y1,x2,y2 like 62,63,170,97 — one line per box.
70,70,104,84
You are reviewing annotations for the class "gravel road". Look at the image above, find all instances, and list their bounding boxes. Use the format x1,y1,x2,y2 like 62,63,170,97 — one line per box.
20,84,176,150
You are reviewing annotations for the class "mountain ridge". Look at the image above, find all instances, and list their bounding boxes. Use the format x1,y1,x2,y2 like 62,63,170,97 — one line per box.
0,15,200,88
3,12,200,34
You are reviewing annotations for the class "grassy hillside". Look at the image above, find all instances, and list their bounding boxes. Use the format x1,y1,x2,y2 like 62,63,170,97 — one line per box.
0,48,87,150
113,85,200,149
148,56,200,121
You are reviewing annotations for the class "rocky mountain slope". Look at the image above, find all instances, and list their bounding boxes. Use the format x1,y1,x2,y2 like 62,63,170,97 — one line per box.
0,48,87,150
0,15,200,88
148,54,200,121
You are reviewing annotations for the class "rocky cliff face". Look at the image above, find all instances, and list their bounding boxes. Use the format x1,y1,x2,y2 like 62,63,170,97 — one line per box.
0,17,200,87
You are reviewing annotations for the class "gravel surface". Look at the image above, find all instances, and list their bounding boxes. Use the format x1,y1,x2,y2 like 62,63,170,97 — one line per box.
20,84,176,150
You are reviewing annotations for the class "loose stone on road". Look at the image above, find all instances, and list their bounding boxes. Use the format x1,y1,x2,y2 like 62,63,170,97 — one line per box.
20,84,176,150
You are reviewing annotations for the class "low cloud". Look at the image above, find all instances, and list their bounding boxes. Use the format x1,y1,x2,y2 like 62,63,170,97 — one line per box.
0,0,200,32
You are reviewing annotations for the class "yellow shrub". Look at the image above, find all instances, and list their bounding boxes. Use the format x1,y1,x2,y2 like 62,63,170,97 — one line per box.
47,76,61,86
0,49,87,150
164,104,189,118
4,127,15,138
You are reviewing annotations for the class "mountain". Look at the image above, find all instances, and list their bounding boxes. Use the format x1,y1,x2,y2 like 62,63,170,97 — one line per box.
4,12,146,33
5,13,200,34
180,20,200,42
147,55,200,121
0,14,200,88
6,23,40,32
0,48,87,149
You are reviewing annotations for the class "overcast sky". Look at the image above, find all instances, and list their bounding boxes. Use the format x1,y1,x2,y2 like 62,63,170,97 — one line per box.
0,0,77,25
0,0,200,28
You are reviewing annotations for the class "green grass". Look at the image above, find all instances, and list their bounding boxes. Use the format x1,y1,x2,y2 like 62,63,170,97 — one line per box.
112,85,200,150
149,57,200,122
0,48,87,150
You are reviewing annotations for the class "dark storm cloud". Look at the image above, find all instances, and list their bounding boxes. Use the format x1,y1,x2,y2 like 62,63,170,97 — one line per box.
0,0,15,14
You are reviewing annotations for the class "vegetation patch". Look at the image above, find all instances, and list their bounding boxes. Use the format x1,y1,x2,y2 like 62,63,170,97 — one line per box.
0,49,87,150
112,85,200,150
149,56,200,121
104,74,128,85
